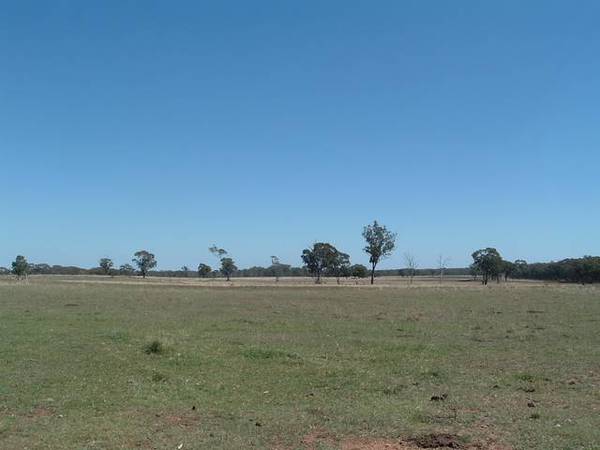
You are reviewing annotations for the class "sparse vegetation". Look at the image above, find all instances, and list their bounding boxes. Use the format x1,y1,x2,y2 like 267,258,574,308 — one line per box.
0,278,598,449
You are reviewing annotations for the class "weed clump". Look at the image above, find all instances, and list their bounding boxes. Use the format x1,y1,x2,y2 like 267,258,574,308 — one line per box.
515,373,535,382
144,339,164,354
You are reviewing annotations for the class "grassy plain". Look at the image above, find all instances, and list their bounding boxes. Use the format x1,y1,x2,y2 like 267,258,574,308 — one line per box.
0,277,598,449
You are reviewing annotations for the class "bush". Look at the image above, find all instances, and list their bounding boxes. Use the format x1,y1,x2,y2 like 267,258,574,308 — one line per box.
144,339,163,354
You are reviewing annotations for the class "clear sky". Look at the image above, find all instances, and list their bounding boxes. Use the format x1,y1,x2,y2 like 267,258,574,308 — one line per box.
1,1,599,270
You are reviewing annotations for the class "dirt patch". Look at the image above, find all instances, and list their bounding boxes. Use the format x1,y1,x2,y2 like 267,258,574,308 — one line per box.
341,437,422,449
301,428,337,448
162,413,200,428
295,429,513,450
300,430,420,449
409,433,462,448
27,406,54,418
153,411,201,429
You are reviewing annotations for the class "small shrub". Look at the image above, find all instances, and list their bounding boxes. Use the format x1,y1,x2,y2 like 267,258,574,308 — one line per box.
242,348,296,360
515,373,535,382
242,348,279,359
144,340,163,354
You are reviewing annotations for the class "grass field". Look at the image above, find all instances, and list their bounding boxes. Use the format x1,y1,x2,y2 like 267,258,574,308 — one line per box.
0,277,599,449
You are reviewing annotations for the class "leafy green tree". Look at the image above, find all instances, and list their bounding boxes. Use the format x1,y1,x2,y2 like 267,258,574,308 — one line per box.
471,248,503,285
220,258,237,281
328,251,351,284
12,255,29,279
132,250,157,278
469,263,480,280
197,263,212,278
502,260,515,281
350,264,368,279
301,242,342,284
119,263,135,276
513,259,528,278
99,258,114,276
362,221,397,284
573,256,600,284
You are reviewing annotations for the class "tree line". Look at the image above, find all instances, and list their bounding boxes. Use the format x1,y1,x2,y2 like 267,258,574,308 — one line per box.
2,221,599,284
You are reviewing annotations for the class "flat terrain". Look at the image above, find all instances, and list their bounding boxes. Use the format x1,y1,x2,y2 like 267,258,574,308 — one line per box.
0,277,599,449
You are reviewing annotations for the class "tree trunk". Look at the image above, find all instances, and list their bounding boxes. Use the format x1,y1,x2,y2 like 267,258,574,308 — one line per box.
370,263,376,285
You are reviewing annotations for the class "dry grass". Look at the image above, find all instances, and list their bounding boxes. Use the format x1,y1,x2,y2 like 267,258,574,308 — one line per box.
0,277,598,449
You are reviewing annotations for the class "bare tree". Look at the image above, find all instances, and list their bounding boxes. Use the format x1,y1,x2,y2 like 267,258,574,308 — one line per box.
270,256,282,282
437,254,451,284
403,253,418,285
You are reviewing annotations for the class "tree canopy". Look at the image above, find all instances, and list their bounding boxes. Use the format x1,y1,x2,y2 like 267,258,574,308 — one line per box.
350,264,368,278
471,248,503,285
362,221,396,284
99,258,114,276
119,263,135,276
197,263,212,278
301,242,346,284
11,255,29,279
220,258,237,281
132,250,157,278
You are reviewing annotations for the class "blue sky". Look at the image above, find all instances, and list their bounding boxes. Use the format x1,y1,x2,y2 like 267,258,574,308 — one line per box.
1,1,599,270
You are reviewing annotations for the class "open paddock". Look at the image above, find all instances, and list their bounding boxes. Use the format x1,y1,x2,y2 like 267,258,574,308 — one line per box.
0,277,598,449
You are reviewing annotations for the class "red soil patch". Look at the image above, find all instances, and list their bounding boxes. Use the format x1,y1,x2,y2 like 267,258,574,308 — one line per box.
341,437,424,449
26,406,54,418
409,433,462,448
294,428,513,450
